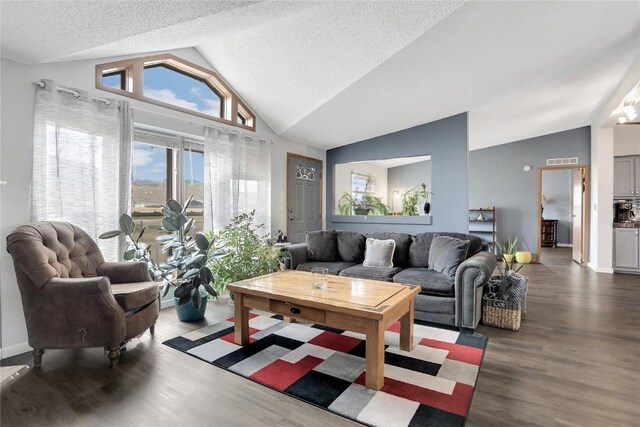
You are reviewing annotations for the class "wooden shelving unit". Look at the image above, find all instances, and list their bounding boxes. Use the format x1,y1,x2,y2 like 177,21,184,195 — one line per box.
469,207,497,253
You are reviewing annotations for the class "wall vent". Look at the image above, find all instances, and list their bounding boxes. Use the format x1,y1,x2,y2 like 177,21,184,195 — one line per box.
546,157,578,166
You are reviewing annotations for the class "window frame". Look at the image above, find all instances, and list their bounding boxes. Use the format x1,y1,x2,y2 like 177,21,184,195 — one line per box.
96,54,256,131
350,172,374,202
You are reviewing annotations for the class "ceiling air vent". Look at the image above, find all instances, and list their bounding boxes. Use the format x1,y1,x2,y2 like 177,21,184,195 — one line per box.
546,157,578,166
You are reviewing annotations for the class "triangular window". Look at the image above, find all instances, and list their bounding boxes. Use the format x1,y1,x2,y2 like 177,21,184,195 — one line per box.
96,54,255,130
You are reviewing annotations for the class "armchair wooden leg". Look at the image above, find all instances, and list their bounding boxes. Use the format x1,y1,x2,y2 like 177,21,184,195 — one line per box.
33,349,44,368
107,346,120,368
150,323,155,335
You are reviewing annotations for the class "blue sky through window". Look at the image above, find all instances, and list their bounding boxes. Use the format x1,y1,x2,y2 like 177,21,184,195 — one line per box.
133,143,167,183
102,73,122,89
132,143,204,185
143,65,222,117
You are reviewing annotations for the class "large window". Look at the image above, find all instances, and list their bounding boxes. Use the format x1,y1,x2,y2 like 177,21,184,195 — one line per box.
351,172,375,204
143,64,223,118
131,130,204,262
96,54,255,131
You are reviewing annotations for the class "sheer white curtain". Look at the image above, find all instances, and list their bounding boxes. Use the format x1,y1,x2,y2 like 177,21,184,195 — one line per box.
204,128,271,233
31,79,132,260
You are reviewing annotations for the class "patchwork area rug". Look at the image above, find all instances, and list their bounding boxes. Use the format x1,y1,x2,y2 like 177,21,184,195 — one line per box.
164,312,487,427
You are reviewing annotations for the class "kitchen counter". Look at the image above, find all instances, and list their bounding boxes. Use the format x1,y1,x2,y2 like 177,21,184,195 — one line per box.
613,222,640,228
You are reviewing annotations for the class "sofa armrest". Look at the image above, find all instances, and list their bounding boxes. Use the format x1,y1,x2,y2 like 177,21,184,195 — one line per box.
454,251,496,329
97,261,151,283
31,277,126,348
283,243,308,270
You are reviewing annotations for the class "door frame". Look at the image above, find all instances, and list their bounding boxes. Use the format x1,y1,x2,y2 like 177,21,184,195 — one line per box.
536,165,590,264
286,152,324,240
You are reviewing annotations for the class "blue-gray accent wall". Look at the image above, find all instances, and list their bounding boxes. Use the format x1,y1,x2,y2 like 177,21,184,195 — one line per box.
327,113,469,234
469,126,591,257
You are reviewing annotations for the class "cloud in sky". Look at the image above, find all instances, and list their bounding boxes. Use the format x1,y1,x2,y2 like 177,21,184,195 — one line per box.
133,147,153,167
145,86,221,118
145,87,202,113
151,162,165,173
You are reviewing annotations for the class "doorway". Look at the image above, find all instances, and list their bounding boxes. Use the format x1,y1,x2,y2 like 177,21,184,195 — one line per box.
286,153,323,243
537,165,589,265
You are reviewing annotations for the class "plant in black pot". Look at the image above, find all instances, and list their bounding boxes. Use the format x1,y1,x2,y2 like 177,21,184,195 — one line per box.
401,183,430,216
100,196,217,322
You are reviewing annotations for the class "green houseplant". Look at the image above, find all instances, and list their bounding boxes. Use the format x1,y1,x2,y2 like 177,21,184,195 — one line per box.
401,183,430,216
496,236,518,263
337,192,390,215
206,211,283,297
100,196,217,322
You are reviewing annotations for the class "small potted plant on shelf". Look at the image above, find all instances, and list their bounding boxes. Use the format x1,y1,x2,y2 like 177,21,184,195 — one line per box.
496,236,518,263
401,183,430,216
100,196,217,322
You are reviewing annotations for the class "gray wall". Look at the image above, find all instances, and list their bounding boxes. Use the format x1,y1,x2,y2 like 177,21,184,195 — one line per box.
542,169,572,245
387,160,432,212
469,126,590,257
327,113,468,234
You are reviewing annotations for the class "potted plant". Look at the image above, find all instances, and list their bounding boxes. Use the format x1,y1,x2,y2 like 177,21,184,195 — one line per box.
100,196,217,322
401,183,430,216
206,211,285,297
496,236,518,263
337,192,390,215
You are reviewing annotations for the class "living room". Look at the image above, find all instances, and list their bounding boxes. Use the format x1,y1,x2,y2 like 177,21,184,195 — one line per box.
1,1,639,426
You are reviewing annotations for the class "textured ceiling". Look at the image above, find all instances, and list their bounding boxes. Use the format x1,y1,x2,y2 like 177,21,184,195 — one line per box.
2,1,638,150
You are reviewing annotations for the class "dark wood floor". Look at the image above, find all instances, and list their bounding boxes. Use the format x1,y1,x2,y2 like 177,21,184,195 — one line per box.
2,248,639,426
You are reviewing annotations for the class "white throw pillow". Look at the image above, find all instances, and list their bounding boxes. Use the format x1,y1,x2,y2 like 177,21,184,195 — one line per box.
363,238,396,268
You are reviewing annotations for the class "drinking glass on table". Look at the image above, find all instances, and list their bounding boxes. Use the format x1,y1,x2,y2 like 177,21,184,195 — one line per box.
311,268,328,290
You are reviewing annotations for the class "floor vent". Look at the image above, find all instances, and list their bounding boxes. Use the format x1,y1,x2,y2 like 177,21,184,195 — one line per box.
546,157,578,166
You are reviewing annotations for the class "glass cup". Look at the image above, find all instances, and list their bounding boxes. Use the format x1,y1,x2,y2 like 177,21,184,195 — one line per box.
311,268,328,290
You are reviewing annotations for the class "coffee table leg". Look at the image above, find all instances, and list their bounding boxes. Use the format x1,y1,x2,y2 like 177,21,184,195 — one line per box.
400,298,415,352
234,292,250,346
365,319,385,390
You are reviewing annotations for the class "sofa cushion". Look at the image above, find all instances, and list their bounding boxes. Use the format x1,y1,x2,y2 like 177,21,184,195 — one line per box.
441,232,482,257
306,230,338,262
392,267,455,297
410,232,483,268
366,232,412,267
296,261,356,275
339,264,402,282
363,238,395,268
336,231,366,263
408,233,435,267
428,235,470,277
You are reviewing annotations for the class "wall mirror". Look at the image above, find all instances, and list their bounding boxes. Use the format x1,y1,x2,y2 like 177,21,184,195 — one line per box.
333,155,432,217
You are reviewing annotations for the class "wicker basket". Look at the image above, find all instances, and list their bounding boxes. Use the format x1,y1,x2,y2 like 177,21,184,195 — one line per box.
482,296,521,331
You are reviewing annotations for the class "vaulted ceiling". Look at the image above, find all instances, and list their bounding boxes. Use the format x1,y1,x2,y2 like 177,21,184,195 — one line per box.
2,1,639,150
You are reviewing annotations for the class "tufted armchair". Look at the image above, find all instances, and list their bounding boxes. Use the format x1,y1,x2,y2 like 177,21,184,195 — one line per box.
6,221,160,368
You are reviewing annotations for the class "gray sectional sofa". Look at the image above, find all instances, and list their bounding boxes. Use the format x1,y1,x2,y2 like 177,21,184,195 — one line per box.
284,230,496,331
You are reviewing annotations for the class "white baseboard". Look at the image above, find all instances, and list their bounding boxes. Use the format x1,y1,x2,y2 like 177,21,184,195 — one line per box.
0,341,32,360
587,263,614,274
557,243,573,248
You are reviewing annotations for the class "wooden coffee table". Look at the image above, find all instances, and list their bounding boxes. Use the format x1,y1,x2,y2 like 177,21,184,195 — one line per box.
226,270,420,390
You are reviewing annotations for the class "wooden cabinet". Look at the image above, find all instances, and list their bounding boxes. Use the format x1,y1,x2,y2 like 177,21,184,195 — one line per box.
614,156,639,197
468,208,496,253
613,228,640,272
541,219,558,248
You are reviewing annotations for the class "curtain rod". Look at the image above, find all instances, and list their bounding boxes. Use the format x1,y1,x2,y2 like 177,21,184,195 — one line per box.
33,81,112,105
131,105,272,144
